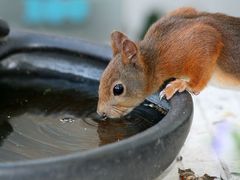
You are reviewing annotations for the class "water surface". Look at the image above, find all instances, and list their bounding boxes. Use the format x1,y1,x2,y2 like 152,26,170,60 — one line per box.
0,80,165,162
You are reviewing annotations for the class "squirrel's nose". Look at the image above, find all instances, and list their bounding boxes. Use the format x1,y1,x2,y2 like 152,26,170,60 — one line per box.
101,113,107,119
97,110,107,120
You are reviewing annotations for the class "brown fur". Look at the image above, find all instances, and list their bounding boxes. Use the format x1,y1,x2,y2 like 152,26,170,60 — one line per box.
97,7,240,118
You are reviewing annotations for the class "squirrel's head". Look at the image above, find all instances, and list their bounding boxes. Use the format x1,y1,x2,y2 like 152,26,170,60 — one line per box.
97,31,148,119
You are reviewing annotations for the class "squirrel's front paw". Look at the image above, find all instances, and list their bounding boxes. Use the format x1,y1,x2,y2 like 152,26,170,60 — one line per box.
159,79,188,100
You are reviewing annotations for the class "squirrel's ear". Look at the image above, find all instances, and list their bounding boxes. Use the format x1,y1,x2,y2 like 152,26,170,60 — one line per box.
111,31,127,56
121,39,139,66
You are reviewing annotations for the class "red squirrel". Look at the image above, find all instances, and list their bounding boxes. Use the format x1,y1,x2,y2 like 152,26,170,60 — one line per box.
97,7,240,119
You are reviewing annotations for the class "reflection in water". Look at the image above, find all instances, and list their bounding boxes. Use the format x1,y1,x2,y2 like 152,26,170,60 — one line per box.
0,81,165,162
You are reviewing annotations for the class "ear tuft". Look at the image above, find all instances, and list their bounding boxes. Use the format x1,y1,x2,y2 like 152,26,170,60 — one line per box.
111,31,127,56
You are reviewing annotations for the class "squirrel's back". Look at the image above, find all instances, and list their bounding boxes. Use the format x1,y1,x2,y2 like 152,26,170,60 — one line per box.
142,9,240,88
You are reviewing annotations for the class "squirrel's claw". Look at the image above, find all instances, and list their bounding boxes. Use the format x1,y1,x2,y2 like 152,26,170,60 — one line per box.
160,79,188,100
159,90,166,100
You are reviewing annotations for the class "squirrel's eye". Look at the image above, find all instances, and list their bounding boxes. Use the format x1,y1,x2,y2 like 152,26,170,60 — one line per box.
113,84,124,96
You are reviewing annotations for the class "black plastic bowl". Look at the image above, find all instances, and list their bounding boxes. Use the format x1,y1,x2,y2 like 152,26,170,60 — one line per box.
0,27,193,180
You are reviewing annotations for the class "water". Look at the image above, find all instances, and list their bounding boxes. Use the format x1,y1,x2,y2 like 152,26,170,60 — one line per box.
0,80,166,162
